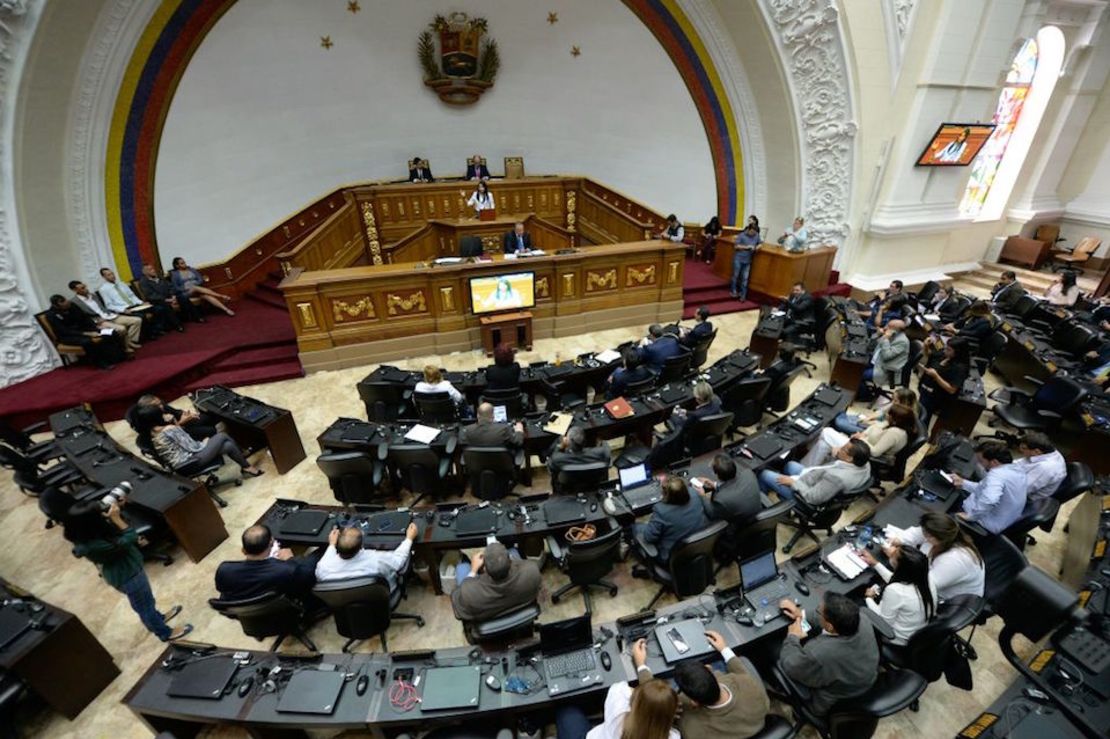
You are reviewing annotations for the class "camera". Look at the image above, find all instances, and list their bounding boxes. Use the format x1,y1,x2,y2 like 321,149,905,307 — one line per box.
99,481,133,511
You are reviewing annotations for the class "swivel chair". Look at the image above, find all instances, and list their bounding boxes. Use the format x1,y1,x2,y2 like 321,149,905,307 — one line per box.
462,603,541,646
721,375,773,430
881,594,984,683
358,380,412,422
316,449,385,506
689,329,718,369
780,475,872,554
462,446,525,501
480,386,529,419
683,412,734,456
623,375,656,397
554,461,610,495
1001,497,1060,551
0,443,82,496
208,591,317,651
311,576,424,652
546,526,622,612
659,349,693,384
984,375,1087,439
413,391,459,424
641,520,728,609
716,499,794,569
388,443,454,504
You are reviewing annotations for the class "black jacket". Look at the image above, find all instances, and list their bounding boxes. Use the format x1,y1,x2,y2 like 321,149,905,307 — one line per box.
485,362,521,390
215,558,316,601
466,163,491,180
47,304,97,343
502,231,532,254
785,293,815,325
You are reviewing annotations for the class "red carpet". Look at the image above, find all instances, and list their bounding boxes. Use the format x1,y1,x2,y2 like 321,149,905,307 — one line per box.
681,257,853,319
0,292,302,428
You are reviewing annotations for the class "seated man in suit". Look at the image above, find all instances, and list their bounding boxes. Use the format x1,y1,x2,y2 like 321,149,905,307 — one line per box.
461,402,524,449
606,347,653,399
780,283,815,342
138,264,204,323
927,286,964,324
855,280,904,324
45,294,126,369
214,525,318,602
633,475,709,571
670,381,721,435
502,222,532,255
757,439,872,505
991,270,1026,312
694,453,761,524
136,394,219,441
678,306,714,348
408,156,434,183
465,153,491,181
98,267,180,335
315,522,417,595
641,324,684,374
451,541,541,622
547,426,610,477
777,592,879,717
69,279,142,353
665,630,770,738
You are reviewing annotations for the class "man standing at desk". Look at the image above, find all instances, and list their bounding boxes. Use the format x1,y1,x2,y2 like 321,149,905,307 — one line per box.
501,222,532,254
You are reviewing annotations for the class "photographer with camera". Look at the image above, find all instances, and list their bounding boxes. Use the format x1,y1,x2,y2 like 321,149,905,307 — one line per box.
65,497,192,642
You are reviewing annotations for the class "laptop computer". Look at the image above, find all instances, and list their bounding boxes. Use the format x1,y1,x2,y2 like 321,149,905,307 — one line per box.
167,656,240,700
340,424,377,443
420,665,481,711
618,463,652,491
276,670,346,714
740,549,790,614
278,510,332,537
540,615,602,696
366,510,412,535
543,497,587,527
743,435,785,461
654,618,715,664
0,608,30,650
813,386,842,407
454,507,499,536
658,385,689,405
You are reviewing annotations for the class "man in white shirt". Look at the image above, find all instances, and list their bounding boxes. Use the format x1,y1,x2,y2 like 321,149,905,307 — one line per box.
314,523,417,594
68,279,142,352
1014,432,1066,501
98,267,181,334
778,216,809,252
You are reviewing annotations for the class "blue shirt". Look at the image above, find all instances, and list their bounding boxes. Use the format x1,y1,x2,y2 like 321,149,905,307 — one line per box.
960,464,1028,534
734,231,761,263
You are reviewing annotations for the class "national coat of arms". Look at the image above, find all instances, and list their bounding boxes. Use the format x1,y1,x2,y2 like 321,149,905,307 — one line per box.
418,12,500,106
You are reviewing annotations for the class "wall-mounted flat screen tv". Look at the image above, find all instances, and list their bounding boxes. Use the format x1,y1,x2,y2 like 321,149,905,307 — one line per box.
469,272,536,315
915,123,996,166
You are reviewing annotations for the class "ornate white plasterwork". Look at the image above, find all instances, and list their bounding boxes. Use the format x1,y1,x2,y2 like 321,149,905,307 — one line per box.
759,0,858,250
882,0,917,88
677,0,768,220
0,0,59,388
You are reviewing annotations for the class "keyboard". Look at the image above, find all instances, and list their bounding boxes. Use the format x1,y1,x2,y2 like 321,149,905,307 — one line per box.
745,579,790,610
546,649,595,678
1058,627,1110,675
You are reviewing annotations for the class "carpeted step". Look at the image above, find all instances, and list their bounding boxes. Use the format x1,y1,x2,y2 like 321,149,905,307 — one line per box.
246,292,288,310
183,359,304,394
682,298,759,320
258,280,283,296
207,344,300,372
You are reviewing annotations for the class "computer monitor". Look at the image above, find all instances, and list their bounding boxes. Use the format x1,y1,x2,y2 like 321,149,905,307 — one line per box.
618,463,651,490
739,549,779,591
469,272,536,315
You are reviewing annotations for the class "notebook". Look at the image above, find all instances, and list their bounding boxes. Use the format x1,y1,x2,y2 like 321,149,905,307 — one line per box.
603,397,634,419
813,386,842,407
543,497,587,526
658,385,689,405
366,510,412,535
743,435,785,461
278,510,332,537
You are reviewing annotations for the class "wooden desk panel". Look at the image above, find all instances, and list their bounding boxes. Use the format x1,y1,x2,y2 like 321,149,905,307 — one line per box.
281,241,686,371
711,243,837,299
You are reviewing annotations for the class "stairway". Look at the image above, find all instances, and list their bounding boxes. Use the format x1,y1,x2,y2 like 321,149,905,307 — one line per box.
681,258,760,319
182,342,303,394
949,261,1103,301
247,271,288,310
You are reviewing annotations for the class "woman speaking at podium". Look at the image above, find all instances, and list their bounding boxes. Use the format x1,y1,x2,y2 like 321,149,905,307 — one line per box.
466,180,495,217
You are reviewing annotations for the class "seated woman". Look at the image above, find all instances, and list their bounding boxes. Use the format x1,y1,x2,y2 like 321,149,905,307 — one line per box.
944,301,994,342
834,388,917,434
169,257,234,316
862,512,984,602
485,343,521,390
917,337,971,427
698,215,722,263
633,475,708,570
800,403,916,467
136,406,262,477
862,545,936,645
415,365,465,405
1045,270,1081,307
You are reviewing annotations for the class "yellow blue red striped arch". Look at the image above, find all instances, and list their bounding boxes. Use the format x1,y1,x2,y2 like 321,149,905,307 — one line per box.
105,0,743,279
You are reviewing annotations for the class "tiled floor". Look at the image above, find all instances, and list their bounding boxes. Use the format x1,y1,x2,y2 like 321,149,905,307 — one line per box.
0,309,1075,738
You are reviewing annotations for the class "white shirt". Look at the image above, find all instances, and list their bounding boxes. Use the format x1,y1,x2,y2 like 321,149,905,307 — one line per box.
587,679,681,739
866,579,937,645
98,281,143,313
467,191,494,211
780,227,808,252
415,379,463,404
73,293,117,320
878,526,984,602
1014,450,1066,501
663,224,685,242
314,539,412,592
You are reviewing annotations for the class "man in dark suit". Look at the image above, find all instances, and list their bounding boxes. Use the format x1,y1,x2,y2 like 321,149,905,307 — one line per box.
501,222,532,255
214,525,318,602
45,294,126,369
465,154,491,181
408,156,434,183
781,282,815,342
606,347,653,399
991,270,1026,312
679,306,714,348
546,426,610,477
670,380,722,435
695,454,761,523
641,323,684,373
929,286,963,323
138,264,203,323
461,402,524,448
633,475,708,568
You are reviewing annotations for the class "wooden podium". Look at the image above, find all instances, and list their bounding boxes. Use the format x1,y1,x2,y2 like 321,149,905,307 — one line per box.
480,311,532,355
712,243,837,299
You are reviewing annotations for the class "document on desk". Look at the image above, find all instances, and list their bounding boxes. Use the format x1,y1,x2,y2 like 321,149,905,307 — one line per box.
595,349,621,364
825,543,869,580
544,412,573,436
99,328,114,336
404,424,441,444
770,310,786,317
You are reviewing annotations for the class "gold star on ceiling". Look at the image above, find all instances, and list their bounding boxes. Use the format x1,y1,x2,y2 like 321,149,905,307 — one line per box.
547,12,558,24
570,45,581,57
347,1,360,13
320,36,334,49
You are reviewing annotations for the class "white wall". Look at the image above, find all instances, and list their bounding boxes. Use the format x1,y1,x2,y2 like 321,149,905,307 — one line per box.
154,0,715,265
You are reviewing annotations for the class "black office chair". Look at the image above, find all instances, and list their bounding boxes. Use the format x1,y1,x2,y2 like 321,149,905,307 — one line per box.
721,375,773,429
311,576,424,652
462,603,541,646
868,431,928,498
1052,321,1098,357
765,363,809,415
716,499,794,569
971,332,1007,376
957,529,1027,660
480,387,529,419
646,429,688,470
0,443,82,496
1053,461,1094,507
358,380,412,422
208,592,317,651
914,281,940,305
623,374,656,397
0,418,61,463
459,235,483,258
683,412,734,456
1000,293,1039,321
554,461,610,495
0,669,27,739
1002,497,1060,551
689,329,717,369
316,450,385,506
659,349,693,384
388,443,454,504
413,391,459,424
985,375,1087,437
547,526,622,612
642,520,728,609
780,475,872,554
881,594,985,683
462,446,524,501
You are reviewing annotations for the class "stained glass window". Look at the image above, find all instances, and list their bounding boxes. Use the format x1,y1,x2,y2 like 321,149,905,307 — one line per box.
959,38,1038,216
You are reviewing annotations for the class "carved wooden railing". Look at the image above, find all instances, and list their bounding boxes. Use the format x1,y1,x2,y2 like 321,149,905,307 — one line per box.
386,224,437,264
576,179,664,245
274,195,367,273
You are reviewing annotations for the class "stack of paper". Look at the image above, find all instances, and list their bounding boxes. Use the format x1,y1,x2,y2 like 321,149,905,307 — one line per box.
404,424,441,444
825,543,868,580
544,412,573,436
595,349,621,364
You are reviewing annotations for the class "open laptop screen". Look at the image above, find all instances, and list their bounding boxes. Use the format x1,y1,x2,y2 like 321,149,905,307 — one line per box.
739,550,779,591
539,614,593,657
618,463,650,490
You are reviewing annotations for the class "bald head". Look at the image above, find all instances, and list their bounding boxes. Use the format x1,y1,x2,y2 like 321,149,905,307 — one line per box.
477,402,495,421
336,527,364,559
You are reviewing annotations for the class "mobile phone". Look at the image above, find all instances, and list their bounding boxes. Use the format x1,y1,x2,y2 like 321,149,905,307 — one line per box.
665,627,690,654
486,534,498,545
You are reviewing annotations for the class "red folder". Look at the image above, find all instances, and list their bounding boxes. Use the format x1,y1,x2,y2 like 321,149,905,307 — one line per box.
604,397,634,419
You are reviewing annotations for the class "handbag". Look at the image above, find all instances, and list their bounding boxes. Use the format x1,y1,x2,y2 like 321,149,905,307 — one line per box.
564,524,597,543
